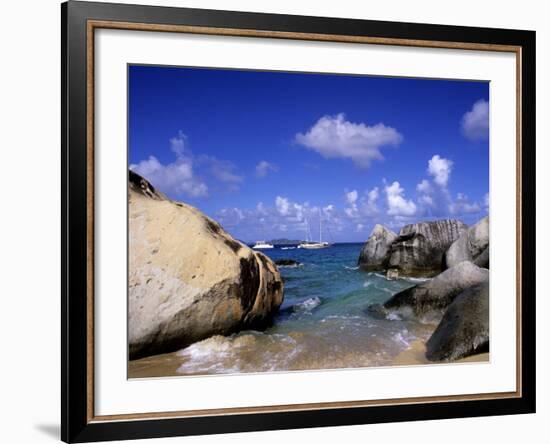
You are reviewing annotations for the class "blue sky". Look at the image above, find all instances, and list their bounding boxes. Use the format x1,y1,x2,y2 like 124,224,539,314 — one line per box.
129,65,489,243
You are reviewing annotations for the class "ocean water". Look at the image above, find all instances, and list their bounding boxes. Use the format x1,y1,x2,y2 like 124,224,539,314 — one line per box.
175,243,435,375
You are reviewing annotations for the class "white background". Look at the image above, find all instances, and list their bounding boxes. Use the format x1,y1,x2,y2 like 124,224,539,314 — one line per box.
0,0,547,443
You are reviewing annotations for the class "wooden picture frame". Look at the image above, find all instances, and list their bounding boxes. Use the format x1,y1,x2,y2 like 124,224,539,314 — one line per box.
62,1,536,442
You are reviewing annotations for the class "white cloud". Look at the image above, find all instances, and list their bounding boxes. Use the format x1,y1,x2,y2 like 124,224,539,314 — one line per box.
255,161,279,178
218,196,337,241
416,179,433,194
344,190,359,218
419,194,435,207
367,187,379,204
345,190,358,204
461,99,489,141
343,187,380,220
413,157,453,216
363,187,380,216
275,196,290,216
219,207,244,220
414,156,486,219
292,203,305,222
132,131,248,198
130,132,209,199
344,207,357,218
169,131,188,156
449,193,482,215
256,202,268,216
416,179,438,210
201,156,243,190
385,181,417,217
294,113,403,168
428,155,453,187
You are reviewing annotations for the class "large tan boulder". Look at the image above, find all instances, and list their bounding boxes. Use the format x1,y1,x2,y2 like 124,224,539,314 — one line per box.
128,170,284,360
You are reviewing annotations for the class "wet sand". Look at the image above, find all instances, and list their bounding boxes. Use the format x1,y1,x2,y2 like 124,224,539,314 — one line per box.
128,336,488,379
128,351,182,378
392,339,489,366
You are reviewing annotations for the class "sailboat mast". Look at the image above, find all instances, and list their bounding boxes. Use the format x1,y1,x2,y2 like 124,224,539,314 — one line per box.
319,209,322,243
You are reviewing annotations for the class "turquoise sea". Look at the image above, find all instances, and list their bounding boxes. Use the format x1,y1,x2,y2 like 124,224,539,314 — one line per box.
176,243,435,375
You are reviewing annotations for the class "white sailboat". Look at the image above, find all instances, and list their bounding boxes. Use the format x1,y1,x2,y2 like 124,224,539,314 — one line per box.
298,210,330,249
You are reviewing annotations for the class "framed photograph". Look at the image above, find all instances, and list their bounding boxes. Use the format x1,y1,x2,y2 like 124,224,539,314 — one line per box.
62,1,536,442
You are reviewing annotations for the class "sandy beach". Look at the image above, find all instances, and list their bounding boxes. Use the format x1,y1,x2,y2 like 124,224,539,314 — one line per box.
392,340,489,366
128,336,489,379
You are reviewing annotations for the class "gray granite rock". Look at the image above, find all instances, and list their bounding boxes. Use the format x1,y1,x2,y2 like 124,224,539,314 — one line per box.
426,282,489,361
387,219,468,277
358,224,398,271
446,216,489,268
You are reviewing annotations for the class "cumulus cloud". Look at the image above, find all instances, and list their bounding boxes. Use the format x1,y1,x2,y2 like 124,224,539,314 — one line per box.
385,181,417,217
275,196,291,216
344,194,358,218
131,132,246,198
199,155,243,191
217,195,338,241
169,131,188,156
365,187,380,215
428,155,453,187
130,132,208,198
414,155,486,218
256,201,268,216
416,179,433,194
255,161,279,178
449,193,482,215
345,189,358,204
294,113,403,168
415,156,453,216
461,99,489,141
219,207,245,221
212,157,485,242
343,187,380,220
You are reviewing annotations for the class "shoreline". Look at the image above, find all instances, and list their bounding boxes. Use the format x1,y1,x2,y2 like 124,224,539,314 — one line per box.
128,336,489,379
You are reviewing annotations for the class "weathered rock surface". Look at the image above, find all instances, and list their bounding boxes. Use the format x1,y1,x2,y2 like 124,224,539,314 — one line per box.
426,282,489,361
128,170,284,360
379,261,489,319
387,219,468,277
358,224,398,270
473,247,489,268
446,216,489,269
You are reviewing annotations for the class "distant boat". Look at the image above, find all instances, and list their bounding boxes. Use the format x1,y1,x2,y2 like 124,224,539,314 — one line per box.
299,241,330,249
298,210,331,249
253,240,274,250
